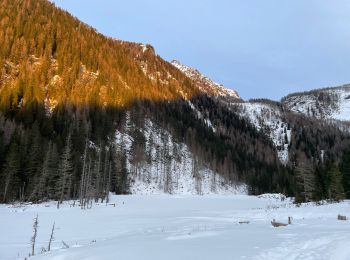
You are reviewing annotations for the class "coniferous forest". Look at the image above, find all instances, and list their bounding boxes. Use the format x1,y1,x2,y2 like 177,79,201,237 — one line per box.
0,0,350,204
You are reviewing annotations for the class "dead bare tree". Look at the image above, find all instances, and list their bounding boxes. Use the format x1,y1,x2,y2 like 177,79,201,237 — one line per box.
31,214,39,256
94,144,102,202
48,222,55,252
61,241,69,249
79,140,88,207
105,161,111,204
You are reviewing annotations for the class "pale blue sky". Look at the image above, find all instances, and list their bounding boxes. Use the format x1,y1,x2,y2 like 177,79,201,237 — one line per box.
52,0,350,100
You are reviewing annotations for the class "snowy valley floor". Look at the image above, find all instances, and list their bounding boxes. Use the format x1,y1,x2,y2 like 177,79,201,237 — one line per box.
1,195,350,260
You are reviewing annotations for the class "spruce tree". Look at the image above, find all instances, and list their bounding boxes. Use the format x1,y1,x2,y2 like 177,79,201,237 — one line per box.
25,122,43,198
58,133,73,203
328,163,345,202
30,142,53,201
1,140,20,202
47,143,59,199
295,154,315,202
341,151,350,198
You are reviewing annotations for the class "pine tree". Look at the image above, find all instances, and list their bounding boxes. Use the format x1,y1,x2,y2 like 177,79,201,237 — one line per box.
47,143,59,199
30,142,53,201
25,122,43,198
295,154,315,202
1,140,20,202
341,151,350,198
58,133,73,203
328,162,345,202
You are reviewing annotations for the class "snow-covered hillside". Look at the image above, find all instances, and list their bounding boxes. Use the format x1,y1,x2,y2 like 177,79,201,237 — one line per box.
235,85,350,164
236,102,291,164
1,195,350,260
282,85,350,122
116,113,244,195
171,60,240,100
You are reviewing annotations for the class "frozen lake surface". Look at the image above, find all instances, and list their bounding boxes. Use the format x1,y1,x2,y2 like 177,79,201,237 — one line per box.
1,195,350,260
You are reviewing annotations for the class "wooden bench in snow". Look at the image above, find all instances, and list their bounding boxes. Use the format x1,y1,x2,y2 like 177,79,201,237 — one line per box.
271,219,288,227
338,215,347,221
239,221,250,224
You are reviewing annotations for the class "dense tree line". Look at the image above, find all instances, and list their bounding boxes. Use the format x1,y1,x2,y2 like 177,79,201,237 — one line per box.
1,95,350,203
0,102,125,203
0,97,283,202
281,112,350,202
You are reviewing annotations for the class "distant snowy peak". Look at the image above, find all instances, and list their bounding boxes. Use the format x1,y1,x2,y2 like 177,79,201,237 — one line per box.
282,85,350,122
171,60,240,100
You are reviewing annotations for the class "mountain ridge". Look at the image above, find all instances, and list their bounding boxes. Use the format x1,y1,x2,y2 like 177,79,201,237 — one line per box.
281,84,350,122
171,60,241,102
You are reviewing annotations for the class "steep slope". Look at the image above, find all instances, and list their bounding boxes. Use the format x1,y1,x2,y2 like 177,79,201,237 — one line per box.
0,0,200,111
235,101,291,164
234,95,350,185
0,0,284,202
169,60,291,165
0,0,349,204
282,85,350,122
116,113,245,195
235,85,350,166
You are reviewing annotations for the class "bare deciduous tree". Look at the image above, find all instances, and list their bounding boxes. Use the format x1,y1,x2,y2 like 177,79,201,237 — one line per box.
48,222,55,252
31,214,39,256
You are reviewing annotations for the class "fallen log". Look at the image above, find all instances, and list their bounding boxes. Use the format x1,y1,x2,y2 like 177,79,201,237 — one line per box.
271,219,288,227
338,214,347,221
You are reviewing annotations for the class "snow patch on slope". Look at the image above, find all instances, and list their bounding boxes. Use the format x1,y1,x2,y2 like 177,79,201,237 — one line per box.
140,44,148,53
331,89,350,121
237,102,291,164
171,60,240,99
115,115,243,195
283,86,350,122
187,101,216,133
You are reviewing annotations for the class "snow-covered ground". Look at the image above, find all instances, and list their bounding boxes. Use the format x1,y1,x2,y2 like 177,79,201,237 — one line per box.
331,89,350,121
1,195,350,260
